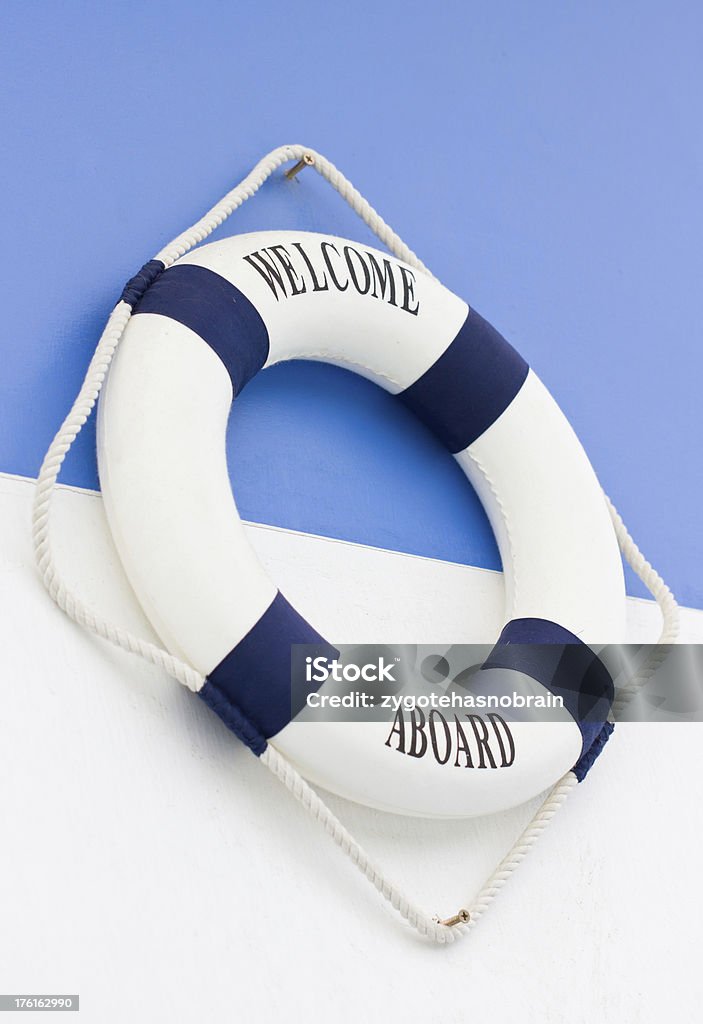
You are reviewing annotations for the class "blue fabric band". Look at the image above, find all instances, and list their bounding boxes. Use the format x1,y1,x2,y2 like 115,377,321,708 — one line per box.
119,260,165,308
482,617,614,776
199,592,338,752
133,264,270,396
572,722,614,782
398,307,529,452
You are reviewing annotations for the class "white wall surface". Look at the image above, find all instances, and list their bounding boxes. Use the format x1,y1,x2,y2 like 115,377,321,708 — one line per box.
1,472,702,1023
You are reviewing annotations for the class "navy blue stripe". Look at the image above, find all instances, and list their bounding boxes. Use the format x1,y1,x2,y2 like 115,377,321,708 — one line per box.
481,617,614,770
196,684,268,756
572,722,614,782
133,264,270,396
119,260,165,308
199,592,338,749
398,308,529,452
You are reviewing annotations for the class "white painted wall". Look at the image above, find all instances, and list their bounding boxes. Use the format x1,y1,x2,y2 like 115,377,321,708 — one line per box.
1,472,702,1023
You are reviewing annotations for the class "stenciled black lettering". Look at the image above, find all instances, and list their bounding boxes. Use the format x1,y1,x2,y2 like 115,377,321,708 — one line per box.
367,253,397,306
344,246,371,295
243,250,288,300
385,707,406,752
320,241,349,291
268,245,306,296
292,242,329,292
243,240,420,314
488,713,516,767
429,710,452,765
467,715,498,769
398,265,420,316
453,715,474,768
407,708,428,758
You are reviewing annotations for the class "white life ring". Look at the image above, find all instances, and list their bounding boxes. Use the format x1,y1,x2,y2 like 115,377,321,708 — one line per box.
97,229,625,818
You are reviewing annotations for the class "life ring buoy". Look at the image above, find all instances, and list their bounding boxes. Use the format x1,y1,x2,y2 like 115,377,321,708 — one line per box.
97,229,625,818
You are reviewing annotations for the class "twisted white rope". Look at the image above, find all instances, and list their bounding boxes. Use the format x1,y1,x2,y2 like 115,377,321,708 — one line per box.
261,744,577,943
606,496,679,717
31,144,679,942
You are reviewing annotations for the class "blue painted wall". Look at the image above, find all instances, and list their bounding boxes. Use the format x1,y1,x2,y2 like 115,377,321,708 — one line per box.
1,1,701,606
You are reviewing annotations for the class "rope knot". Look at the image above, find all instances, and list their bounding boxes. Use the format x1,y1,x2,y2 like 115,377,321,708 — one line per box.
119,259,166,309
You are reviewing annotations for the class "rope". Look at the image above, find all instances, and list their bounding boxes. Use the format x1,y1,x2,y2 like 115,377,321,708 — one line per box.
261,744,577,943
31,144,679,943
605,495,679,717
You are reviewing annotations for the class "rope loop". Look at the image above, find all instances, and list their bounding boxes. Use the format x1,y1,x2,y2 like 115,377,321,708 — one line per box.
31,144,679,943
